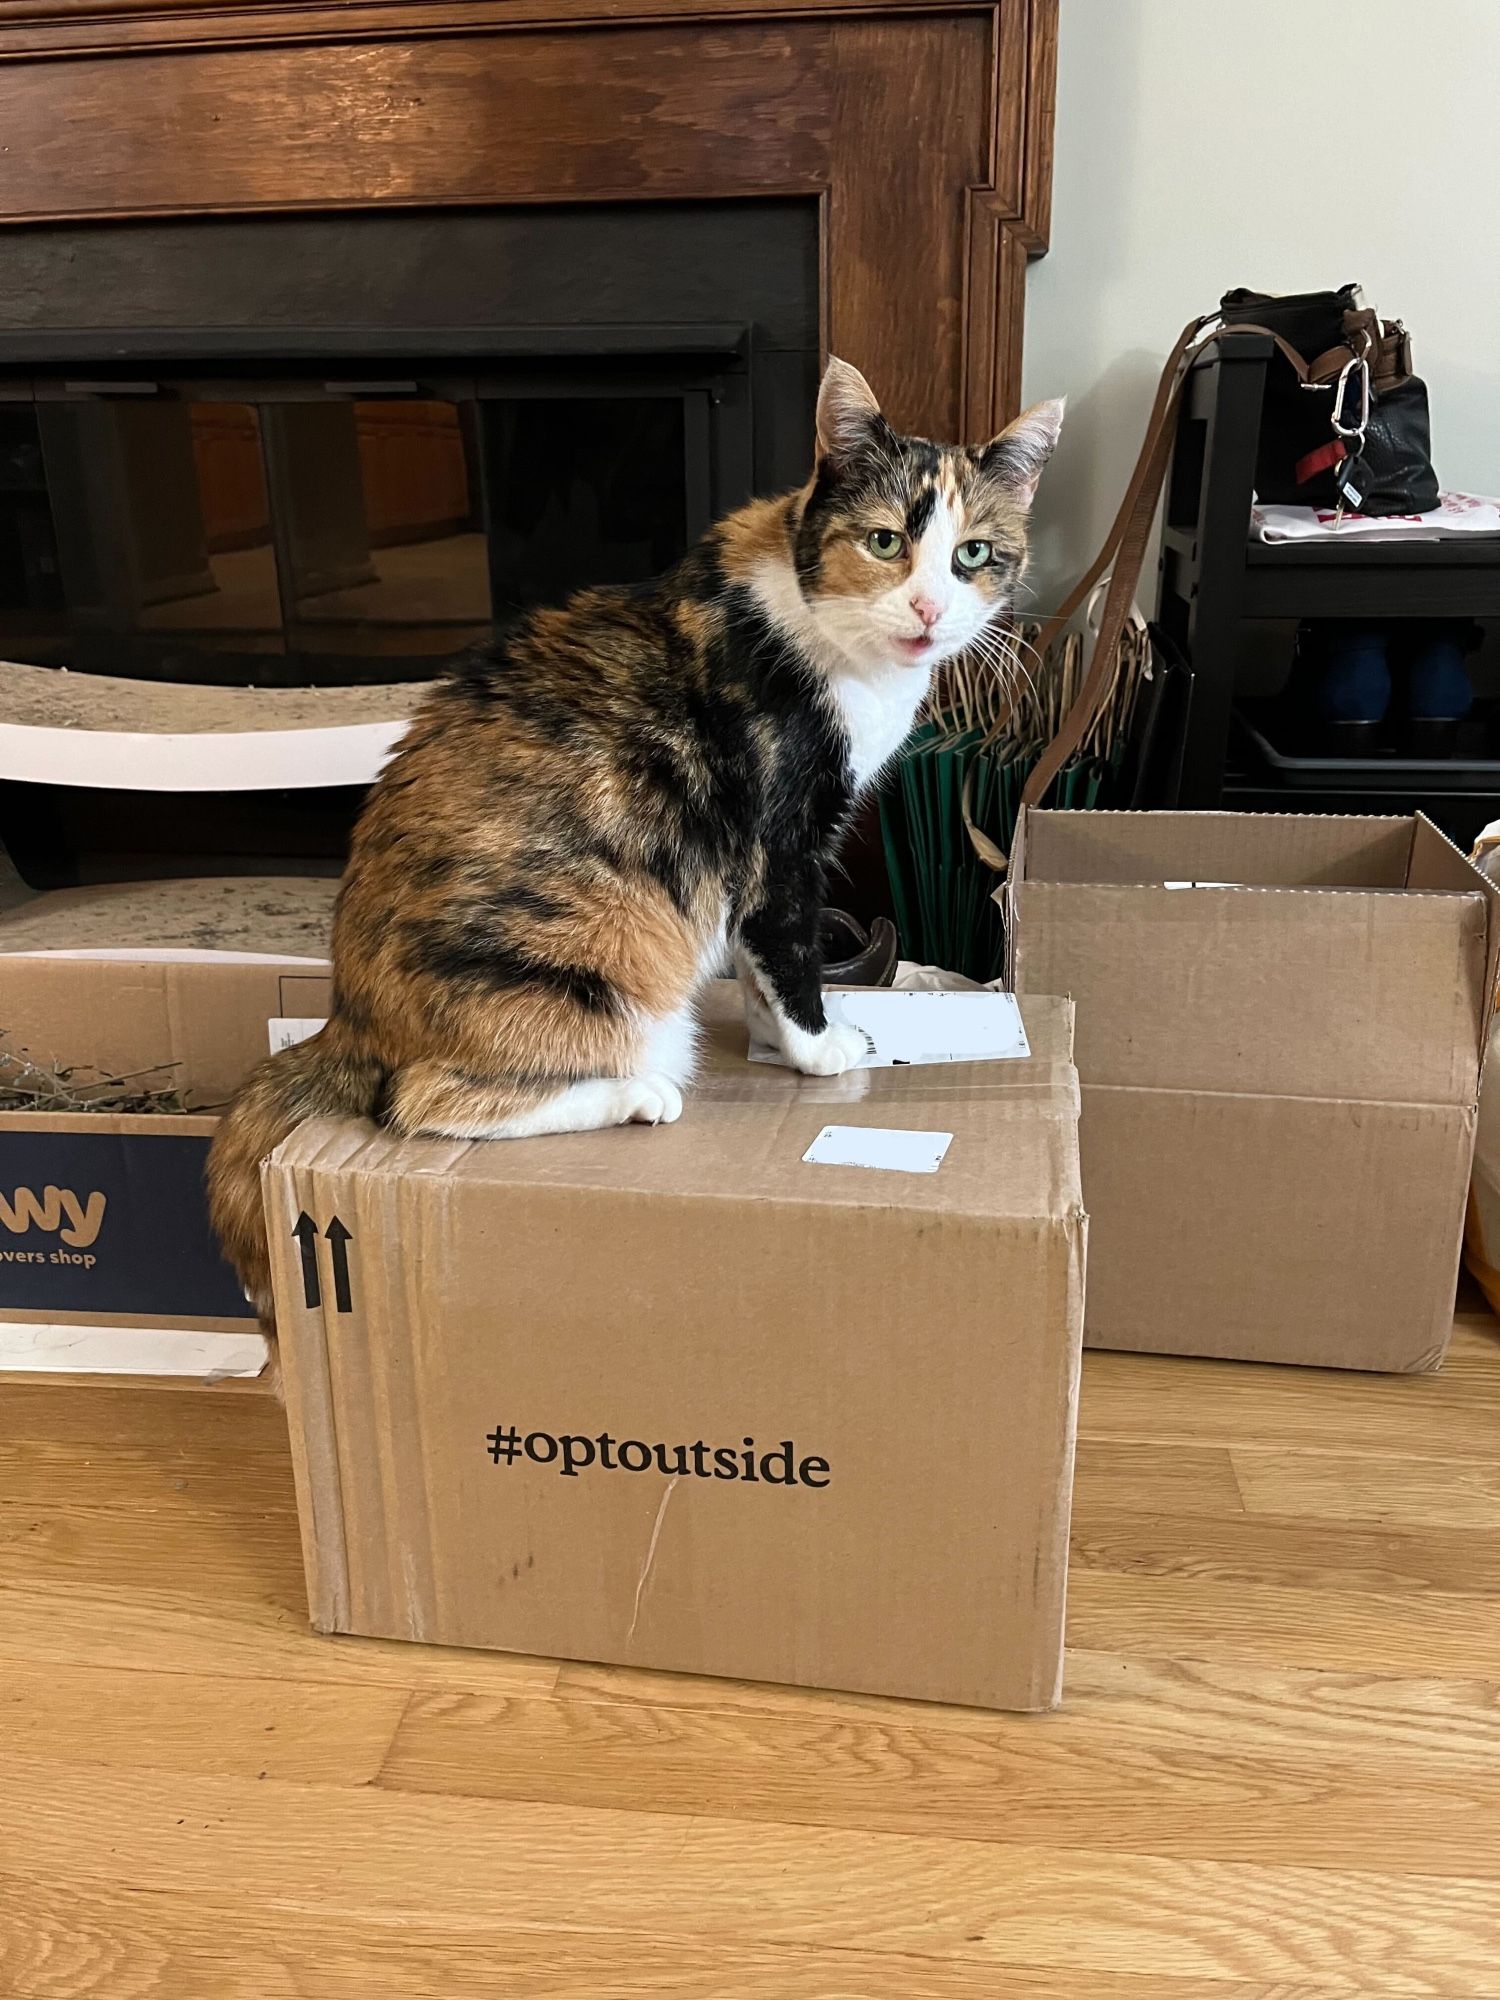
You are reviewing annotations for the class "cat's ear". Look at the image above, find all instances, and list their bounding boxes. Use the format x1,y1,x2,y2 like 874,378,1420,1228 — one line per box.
816,357,883,471
979,397,1066,508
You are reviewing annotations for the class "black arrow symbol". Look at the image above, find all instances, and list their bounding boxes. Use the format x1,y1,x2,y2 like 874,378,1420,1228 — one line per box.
292,1212,321,1309
325,1216,353,1313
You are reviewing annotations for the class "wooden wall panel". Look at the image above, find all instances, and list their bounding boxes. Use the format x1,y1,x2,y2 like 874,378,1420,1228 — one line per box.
0,27,826,220
824,13,991,436
0,0,1023,59
0,2,1056,441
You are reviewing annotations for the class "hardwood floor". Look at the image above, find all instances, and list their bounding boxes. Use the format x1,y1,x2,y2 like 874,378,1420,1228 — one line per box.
3,1306,1499,1998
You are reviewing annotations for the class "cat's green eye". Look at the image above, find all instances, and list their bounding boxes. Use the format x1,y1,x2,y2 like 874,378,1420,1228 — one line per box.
866,528,905,561
955,539,993,573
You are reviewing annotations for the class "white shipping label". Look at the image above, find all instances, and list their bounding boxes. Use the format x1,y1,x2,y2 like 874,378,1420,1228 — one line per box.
268,1016,328,1054
802,1125,954,1174
832,989,1030,1067
751,989,1031,1071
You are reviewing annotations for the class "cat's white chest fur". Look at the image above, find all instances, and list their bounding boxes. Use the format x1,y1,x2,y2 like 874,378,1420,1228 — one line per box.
827,663,931,791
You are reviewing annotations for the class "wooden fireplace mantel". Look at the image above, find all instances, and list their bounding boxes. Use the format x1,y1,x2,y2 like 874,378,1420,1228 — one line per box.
0,1,1056,443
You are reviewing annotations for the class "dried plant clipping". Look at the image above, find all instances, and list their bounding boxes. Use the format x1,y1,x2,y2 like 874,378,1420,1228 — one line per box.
0,1034,192,1115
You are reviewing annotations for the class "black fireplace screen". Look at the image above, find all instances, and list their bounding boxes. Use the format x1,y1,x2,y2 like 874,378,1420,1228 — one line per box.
0,351,737,687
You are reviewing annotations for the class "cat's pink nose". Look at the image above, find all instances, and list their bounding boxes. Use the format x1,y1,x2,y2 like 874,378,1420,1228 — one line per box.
909,592,943,629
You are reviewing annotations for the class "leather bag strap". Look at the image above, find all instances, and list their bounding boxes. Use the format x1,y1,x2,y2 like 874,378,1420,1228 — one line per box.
1016,312,1212,812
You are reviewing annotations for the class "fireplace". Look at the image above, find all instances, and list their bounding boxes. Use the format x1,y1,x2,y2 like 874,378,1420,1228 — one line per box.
0,1,1057,903
1,353,741,687
0,200,817,878
0,200,816,688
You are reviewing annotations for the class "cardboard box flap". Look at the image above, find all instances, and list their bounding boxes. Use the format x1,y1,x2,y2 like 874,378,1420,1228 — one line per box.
1,955,332,1105
1018,808,1414,889
1408,813,1500,1049
1013,880,1487,1103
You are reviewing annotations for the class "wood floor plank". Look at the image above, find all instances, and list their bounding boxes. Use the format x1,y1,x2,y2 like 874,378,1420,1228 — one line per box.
0,1495,311,1600
1061,1650,1500,1770
3,1757,1500,1992
1437,1316,1500,1364
1069,1511,1500,1597
0,1659,407,1784
1230,1448,1500,1531
0,1880,1366,2000
0,1579,561,1697
557,1648,1500,1777
0,1383,297,1514
1070,1571,1500,1679
0,1383,284,1448
1077,1349,1500,1460
1072,1440,1246,1517
377,1682,1500,1876
0,1452,295,1520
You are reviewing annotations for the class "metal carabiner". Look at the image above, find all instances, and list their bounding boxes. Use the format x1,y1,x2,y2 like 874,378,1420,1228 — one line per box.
1331,352,1371,443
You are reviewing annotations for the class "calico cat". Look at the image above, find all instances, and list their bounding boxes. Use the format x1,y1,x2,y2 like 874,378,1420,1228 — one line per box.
208,359,1063,1315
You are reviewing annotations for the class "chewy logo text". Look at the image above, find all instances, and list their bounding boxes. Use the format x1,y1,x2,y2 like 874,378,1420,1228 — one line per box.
0,1186,108,1248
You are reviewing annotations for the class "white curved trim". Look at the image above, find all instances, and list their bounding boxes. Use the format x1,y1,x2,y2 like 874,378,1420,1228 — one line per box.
0,716,410,792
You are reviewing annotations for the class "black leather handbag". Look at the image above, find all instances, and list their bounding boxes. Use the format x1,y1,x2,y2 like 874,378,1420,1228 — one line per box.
1219,284,1439,516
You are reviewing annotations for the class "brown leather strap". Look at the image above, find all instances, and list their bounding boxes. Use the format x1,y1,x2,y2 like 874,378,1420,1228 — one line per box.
1016,312,1212,812
1216,320,1329,384
1021,313,1218,681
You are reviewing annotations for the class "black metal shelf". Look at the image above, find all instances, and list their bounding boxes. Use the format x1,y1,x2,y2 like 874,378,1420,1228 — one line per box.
1242,539,1500,619
1159,333,1500,829
1232,708,1500,795
1224,782,1500,841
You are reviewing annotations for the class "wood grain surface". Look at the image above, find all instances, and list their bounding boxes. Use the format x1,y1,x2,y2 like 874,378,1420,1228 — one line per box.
2,1307,1498,1995
0,5,1057,438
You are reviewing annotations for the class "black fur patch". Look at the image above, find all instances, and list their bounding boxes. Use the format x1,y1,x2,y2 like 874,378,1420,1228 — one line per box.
904,483,938,541
399,918,617,1015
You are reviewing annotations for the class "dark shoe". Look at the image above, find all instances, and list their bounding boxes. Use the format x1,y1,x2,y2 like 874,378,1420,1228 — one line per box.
819,908,899,987
1318,719,1382,758
1400,621,1477,729
1304,623,1392,736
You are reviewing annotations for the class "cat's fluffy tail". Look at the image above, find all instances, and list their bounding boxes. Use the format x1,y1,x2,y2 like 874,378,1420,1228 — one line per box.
207,1020,383,1325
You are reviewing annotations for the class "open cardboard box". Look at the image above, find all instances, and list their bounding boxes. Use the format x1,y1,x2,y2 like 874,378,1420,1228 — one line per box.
1007,808,1500,1372
0,870,333,1374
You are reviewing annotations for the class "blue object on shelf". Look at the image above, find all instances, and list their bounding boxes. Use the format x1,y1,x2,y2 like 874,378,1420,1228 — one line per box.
1306,623,1391,724
1403,621,1475,722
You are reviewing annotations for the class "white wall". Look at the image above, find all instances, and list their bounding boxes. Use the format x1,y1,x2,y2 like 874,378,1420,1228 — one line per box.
1022,0,1500,604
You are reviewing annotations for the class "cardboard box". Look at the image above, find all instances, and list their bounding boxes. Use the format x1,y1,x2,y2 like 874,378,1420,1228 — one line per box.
1007,809,1500,1373
265,985,1085,1712
0,874,333,1361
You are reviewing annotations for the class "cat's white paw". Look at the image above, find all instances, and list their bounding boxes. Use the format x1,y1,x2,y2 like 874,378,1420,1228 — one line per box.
619,1075,684,1126
791,1021,873,1078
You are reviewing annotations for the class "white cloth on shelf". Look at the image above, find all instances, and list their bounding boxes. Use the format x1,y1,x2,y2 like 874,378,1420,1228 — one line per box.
1251,491,1500,543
